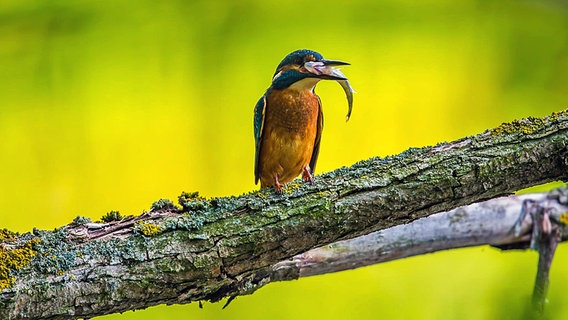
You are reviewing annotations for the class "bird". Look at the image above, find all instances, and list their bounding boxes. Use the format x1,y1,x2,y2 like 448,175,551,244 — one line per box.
254,49,354,192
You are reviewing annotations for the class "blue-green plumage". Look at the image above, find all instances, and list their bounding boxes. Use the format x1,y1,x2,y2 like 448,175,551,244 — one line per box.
253,95,266,185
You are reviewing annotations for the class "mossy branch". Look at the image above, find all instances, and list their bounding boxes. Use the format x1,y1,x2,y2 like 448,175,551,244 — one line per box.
1,109,567,319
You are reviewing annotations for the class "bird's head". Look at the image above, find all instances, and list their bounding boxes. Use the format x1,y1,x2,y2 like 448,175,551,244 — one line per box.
271,49,354,120
272,49,348,88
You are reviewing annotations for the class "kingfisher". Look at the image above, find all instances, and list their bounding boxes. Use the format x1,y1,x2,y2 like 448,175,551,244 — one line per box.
254,49,354,192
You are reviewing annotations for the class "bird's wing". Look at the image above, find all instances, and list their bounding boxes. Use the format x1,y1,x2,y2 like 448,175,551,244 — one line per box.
254,94,267,184
309,97,324,175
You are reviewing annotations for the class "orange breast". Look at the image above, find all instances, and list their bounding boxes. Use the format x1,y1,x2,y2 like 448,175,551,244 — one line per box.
258,88,320,188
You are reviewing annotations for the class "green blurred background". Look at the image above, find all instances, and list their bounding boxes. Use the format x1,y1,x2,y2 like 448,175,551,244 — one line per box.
1,0,567,319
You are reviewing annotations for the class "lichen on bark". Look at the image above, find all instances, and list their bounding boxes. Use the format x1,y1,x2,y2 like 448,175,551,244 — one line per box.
0,236,41,290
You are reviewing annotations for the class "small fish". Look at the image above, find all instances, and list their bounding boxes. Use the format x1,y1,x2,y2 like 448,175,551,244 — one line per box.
337,78,355,121
304,61,355,121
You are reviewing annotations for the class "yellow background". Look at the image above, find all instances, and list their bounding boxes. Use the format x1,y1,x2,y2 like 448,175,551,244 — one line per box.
1,0,567,319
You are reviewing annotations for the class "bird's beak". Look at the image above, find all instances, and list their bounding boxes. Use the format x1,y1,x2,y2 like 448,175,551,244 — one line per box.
304,60,355,121
304,60,349,80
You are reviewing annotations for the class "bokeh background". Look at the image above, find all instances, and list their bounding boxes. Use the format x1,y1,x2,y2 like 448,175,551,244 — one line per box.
1,0,568,319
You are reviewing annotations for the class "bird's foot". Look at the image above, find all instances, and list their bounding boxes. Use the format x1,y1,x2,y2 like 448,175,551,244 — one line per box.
302,166,313,183
273,175,283,193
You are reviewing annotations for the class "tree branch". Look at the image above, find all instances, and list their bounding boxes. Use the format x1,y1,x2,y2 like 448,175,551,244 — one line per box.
270,192,568,279
1,109,567,319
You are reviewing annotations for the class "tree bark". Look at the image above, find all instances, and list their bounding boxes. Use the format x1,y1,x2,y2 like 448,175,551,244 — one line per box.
271,192,568,279
1,109,567,319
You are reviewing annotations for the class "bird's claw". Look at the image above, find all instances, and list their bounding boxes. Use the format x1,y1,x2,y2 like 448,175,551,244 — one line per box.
302,167,314,184
273,175,283,193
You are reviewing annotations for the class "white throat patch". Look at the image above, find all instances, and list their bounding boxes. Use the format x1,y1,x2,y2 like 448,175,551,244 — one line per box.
288,77,321,91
